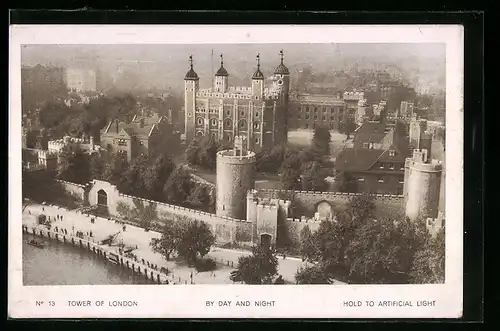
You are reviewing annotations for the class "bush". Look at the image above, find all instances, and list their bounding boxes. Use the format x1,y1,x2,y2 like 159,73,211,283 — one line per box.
194,257,217,272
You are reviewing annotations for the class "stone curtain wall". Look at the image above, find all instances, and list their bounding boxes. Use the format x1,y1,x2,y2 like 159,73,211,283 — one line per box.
256,189,406,220
56,180,87,201
82,180,253,245
283,218,322,249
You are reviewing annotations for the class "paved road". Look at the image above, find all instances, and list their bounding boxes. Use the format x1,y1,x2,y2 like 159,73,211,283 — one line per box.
23,203,345,284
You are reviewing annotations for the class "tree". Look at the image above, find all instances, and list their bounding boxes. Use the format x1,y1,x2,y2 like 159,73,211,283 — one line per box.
150,218,182,261
410,227,445,284
102,154,129,185
343,118,357,140
299,226,315,261
336,172,358,193
143,154,175,201
346,193,375,223
280,152,303,190
56,146,91,184
345,218,427,284
230,246,279,284
118,153,149,195
186,137,201,166
163,166,194,206
256,144,287,174
176,219,216,264
133,199,157,228
198,137,219,171
310,126,331,159
301,161,328,191
295,264,332,284
89,153,105,180
187,184,211,211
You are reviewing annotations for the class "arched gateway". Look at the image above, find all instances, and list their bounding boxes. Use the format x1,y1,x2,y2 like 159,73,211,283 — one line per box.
97,189,108,207
260,233,272,250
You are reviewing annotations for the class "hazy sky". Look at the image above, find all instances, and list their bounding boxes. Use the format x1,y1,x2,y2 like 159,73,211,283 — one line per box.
21,43,445,92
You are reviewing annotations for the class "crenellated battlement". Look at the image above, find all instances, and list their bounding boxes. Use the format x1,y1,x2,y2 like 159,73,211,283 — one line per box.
217,150,256,164
287,216,322,224
251,188,404,200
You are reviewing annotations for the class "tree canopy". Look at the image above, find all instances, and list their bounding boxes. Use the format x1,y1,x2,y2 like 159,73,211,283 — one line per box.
230,246,279,284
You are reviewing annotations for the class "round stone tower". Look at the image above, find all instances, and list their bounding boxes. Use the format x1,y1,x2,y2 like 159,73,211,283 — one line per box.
403,149,443,221
216,136,256,220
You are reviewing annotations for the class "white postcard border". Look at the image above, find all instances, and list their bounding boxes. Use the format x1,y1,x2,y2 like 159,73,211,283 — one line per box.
9,25,464,319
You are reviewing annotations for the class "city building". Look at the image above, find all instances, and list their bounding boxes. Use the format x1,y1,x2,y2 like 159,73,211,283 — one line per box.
48,135,100,155
100,113,177,162
399,101,416,119
184,52,289,152
65,68,97,92
335,120,410,194
288,91,366,131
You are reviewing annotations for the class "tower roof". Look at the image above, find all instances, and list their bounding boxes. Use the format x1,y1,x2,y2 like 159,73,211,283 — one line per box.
252,53,264,80
215,53,229,76
184,55,199,80
274,50,289,75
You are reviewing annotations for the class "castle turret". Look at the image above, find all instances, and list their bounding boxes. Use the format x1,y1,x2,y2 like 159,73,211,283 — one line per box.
404,149,443,221
216,136,256,220
184,55,199,142
251,53,264,99
409,116,428,148
272,50,290,144
214,53,229,93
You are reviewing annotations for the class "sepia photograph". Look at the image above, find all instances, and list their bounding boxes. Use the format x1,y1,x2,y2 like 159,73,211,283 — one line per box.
9,25,463,318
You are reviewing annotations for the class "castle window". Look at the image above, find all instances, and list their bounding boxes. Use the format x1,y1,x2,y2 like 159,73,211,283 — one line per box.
188,112,192,118
322,116,326,121
255,96,259,100
379,163,384,169
400,164,405,171
240,111,245,117
298,115,301,120
305,114,310,120
238,119,247,129
363,142,369,148
358,177,365,182
139,141,143,146
254,122,260,130
389,150,395,157
399,176,404,183
212,132,217,138
255,137,260,144
314,115,318,120
322,107,327,113
389,163,394,170
211,118,218,126
377,176,384,183
305,124,309,129
226,110,231,116
255,112,259,118
197,118,203,125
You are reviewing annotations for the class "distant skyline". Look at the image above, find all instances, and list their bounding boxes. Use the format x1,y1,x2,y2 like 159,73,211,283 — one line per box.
21,44,445,93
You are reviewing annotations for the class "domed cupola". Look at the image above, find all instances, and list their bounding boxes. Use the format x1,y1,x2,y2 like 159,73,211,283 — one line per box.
252,53,264,80
274,49,289,75
215,54,229,77
184,55,199,80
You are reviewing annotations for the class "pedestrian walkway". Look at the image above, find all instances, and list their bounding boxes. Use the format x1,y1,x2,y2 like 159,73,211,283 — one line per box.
22,202,345,284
